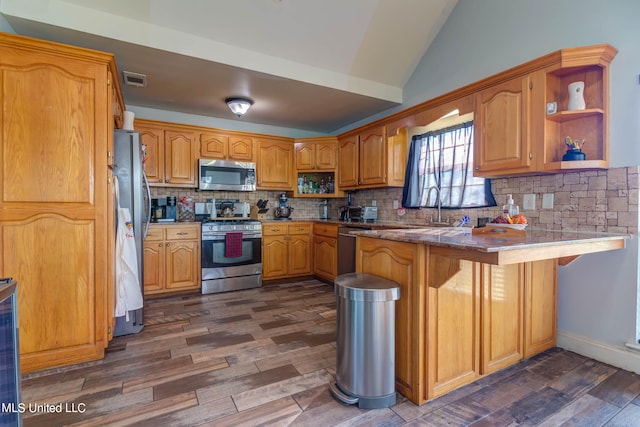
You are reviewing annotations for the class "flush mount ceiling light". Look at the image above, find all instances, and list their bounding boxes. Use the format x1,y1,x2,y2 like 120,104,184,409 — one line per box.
225,97,254,117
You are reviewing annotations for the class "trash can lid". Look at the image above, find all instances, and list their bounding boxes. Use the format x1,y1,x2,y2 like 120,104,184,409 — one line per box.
334,273,400,302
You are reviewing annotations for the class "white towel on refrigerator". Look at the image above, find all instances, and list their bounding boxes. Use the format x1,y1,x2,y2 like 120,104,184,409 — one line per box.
114,177,143,320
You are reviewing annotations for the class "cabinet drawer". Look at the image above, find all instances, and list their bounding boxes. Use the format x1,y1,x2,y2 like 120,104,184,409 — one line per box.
145,226,165,241
263,224,288,236
313,223,338,238
166,225,199,240
288,223,311,235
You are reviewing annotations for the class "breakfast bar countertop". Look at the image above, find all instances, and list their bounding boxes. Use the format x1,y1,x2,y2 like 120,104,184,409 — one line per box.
350,227,630,265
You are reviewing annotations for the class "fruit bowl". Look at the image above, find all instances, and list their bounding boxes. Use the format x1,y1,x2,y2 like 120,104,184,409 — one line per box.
486,223,528,230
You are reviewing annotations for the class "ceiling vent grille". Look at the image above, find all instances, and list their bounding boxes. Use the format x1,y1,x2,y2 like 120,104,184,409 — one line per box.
122,71,147,88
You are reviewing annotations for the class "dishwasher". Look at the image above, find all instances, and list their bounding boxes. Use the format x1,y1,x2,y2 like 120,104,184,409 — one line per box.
337,226,371,275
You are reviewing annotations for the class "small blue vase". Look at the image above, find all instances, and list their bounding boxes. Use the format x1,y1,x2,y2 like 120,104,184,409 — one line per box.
562,149,586,161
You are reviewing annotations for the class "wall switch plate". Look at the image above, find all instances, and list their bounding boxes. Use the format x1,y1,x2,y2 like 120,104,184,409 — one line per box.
371,200,376,206
542,193,554,209
523,194,536,211
393,200,399,209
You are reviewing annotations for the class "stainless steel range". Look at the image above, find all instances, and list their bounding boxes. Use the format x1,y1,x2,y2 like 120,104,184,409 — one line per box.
201,219,262,294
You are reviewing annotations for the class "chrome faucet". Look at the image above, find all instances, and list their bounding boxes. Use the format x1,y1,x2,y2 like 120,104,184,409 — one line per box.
426,185,444,224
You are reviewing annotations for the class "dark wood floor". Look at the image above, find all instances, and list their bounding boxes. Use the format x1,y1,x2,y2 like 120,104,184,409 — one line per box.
21,279,640,426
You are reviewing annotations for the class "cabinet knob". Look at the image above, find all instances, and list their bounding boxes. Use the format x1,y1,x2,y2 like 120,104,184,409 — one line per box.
159,243,163,247
166,243,170,247
475,166,480,171
529,152,533,159
177,232,188,235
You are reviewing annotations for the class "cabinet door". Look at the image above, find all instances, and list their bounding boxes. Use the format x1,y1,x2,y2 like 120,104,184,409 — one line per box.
474,76,532,176
200,132,228,159
524,259,557,357
481,263,524,374
262,236,288,278
356,237,426,404
228,135,254,161
136,123,165,184
165,130,197,186
0,37,111,372
256,138,294,190
295,143,315,170
143,241,166,294
359,126,387,186
288,235,311,276
315,141,337,170
338,135,359,187
165,240,200,290
313,236,337,281
427,256,481,400
387,129,408,187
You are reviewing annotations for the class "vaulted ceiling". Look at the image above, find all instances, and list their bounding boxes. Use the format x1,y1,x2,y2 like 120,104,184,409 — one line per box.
1,0,458,133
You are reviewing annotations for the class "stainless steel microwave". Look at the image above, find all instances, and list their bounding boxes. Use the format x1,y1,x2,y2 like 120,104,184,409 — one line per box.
198,159,256,191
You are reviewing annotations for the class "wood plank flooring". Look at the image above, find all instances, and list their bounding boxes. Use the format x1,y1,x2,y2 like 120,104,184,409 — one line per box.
21,279,640,426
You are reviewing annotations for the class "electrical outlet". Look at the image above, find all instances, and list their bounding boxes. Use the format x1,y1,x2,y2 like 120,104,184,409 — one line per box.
542,193,554,209
393,200,399,209
371,200,376,206
523,194,536,211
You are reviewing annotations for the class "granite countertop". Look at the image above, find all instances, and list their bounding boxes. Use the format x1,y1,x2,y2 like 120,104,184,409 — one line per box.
350,227,629,265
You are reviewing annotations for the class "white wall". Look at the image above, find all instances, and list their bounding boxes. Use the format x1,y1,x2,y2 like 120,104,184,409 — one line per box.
393,0,640,370
0,0,14,32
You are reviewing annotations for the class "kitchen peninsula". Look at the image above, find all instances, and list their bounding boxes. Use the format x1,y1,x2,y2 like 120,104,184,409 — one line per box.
352,227,627,405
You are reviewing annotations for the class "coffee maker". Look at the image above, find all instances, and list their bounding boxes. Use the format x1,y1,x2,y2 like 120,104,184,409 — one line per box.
151,197,177,222
274,192,293,219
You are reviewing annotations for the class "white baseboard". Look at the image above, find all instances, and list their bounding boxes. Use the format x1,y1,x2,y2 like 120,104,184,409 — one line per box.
557,330,640,375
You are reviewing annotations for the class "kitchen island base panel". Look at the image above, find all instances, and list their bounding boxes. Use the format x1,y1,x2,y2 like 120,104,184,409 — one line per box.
356,236,559,405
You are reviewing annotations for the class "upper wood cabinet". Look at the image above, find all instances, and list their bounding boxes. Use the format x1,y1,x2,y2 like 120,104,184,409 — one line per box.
294,137,337,170
135,119,197,187
338,125,405,189
542,45,617,172
0,32,120,372
472,45,616,177
256,137,295,190
474,74,537,176
200,131,254,161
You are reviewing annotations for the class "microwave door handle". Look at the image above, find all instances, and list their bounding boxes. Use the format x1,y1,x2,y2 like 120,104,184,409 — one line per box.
142,171,151,239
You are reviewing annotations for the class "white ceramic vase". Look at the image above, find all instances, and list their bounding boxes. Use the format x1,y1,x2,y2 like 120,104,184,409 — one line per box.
122,110,135,130
567,81,586,110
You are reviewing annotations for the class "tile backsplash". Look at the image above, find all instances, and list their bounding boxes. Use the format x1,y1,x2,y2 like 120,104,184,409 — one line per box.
152,166,639,234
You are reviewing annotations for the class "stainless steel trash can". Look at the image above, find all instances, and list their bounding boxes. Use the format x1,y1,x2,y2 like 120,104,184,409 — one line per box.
330,272,400,409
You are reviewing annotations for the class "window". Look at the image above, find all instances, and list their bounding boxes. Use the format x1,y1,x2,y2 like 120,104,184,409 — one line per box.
402,120,496,209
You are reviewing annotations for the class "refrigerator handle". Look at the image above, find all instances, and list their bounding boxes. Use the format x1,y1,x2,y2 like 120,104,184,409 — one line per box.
142,171,151,239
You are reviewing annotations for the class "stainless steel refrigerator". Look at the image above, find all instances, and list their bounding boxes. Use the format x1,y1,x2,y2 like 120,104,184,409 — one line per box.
113,129,150,336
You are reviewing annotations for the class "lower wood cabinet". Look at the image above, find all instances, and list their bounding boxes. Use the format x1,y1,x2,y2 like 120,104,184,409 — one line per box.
262,222,312,279
356,236,558,405
312,223,339,282
144,224,201,295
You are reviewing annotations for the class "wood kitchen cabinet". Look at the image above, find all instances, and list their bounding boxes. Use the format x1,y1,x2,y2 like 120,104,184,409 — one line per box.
134,119,198,187
472,45,616,177
294,137,337,170
474,74,538,176
200,131,254,161
0,33,122,372
262,222,312,279
144,224,201,295
356,236,559,405
338,125,406,189
312,223,339,282
256,137,295,190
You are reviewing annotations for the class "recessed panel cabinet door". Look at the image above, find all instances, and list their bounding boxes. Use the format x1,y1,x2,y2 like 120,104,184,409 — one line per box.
338,136,359,187
0,35,111,372
165,130,197,186
136,123,164,183
359,126,387,186
474,76,532,175
165,240,200,290
143,242,166,294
